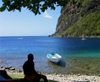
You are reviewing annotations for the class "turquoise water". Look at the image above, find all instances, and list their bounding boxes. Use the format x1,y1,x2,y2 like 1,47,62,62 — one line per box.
0,36,100,74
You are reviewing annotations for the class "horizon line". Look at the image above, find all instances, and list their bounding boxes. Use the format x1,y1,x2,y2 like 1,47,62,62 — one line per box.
0,35,50,37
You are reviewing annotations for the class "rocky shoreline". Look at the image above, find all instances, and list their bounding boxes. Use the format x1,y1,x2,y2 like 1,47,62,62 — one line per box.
46,74,100,82
0,66,100,82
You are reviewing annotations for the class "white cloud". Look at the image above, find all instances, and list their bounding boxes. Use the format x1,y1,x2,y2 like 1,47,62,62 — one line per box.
42,11,53,19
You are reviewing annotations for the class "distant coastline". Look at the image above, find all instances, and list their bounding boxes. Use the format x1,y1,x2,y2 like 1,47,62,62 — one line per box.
49,34,100,38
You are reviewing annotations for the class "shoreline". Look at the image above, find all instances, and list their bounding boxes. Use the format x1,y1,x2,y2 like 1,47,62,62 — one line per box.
9,73,100,82
1,62,100,75
0,66,100,82
1,65,100,76
50,35,100,38
7,72,100,82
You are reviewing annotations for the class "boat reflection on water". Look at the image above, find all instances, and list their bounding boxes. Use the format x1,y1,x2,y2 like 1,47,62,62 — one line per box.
47,60,66,73
48,60,66,68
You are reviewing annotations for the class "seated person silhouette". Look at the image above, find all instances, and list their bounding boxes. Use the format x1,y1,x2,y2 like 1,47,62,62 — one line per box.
23,53,48,82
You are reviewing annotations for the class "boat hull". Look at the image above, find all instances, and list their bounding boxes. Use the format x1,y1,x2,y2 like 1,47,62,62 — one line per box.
47,53,62,63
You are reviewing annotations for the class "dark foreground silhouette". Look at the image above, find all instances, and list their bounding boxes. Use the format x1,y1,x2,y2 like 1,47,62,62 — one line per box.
23,54,48,82
0,54,48,82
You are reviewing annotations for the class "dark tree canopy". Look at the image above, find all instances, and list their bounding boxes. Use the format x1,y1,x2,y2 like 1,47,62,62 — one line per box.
0,0,71,15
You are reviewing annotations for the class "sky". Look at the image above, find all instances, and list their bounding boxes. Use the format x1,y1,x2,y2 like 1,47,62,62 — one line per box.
0,1,61,36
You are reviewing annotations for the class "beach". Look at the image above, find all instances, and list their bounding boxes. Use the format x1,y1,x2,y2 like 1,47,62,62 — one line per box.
46,74,100,82
3,71,100,82
0,66,100,82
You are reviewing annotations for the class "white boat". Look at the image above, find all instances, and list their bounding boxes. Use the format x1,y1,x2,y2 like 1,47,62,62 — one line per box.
47,53,62,63
17,38,23,40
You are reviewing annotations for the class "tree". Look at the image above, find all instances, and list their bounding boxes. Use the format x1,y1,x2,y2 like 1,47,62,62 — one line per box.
0,0,70,15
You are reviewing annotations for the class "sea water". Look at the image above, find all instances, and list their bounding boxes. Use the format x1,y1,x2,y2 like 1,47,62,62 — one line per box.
0,36,100,74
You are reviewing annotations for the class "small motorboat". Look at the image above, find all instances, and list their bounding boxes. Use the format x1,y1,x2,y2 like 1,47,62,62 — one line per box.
47,53,62,63
17,38,23,40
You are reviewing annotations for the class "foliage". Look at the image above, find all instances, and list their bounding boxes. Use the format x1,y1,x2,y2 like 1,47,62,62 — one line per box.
62,11,100,37
9,74,55,82
0,0,90,15
9,74,24,78
0,0,70,15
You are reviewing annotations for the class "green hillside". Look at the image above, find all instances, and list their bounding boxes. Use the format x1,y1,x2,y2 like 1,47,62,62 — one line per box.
62,11,100,37
53,0,100,37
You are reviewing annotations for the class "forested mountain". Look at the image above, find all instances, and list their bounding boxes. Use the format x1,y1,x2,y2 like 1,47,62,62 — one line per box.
52,0,100,37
